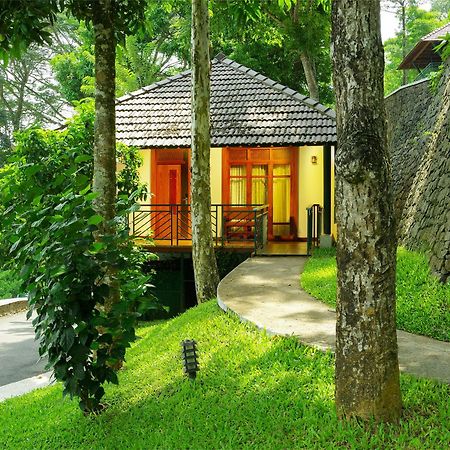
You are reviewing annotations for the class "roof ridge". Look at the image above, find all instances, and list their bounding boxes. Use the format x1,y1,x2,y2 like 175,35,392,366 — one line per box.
115,69,191,105
215,57,336,119
422,21,450,41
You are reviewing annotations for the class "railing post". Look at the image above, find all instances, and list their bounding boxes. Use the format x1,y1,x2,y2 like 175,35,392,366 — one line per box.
254,208,257,255
307,207,312,256
221,205,225,248
170,208,173,247
317,207,322,247
176,205,179,246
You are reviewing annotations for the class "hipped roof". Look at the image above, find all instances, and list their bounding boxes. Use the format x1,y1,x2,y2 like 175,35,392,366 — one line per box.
116,54,336,148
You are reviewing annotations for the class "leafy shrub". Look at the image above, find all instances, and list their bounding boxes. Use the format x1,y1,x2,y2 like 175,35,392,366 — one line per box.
0,102,156,412
0,270,23,299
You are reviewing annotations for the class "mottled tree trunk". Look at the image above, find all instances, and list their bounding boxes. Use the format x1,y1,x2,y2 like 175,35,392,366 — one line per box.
400,4,408,85
93,0,119,311
331,0,402,422
300,51,319,101
190,0,220,303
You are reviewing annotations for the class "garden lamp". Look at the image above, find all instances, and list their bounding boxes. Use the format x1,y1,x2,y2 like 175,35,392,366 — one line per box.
181,339,199,379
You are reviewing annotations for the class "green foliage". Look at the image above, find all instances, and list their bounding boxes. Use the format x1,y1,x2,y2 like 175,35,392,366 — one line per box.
301,247,450,341
0,0,59,61
430,33,450,92
211,0,333,103
51,36,95,102
0,0,146,62
0,103,154,412
384,6,446,95
431,0,450,19
0,270,23,299
1,301,450,448
51,10,189,103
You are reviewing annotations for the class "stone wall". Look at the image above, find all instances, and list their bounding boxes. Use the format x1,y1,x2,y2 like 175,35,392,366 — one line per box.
385,63,450,282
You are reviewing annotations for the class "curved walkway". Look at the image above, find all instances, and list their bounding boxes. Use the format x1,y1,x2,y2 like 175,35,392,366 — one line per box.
217,256,450,384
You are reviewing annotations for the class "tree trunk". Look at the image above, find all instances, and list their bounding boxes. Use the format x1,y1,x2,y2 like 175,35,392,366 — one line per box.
93,0,119,311
190,0,220,303
401,4,408,85
331,0,402,422
300,52,320,101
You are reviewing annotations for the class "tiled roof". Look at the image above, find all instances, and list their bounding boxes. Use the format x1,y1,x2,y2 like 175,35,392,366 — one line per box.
422,22,450,41
116,54,336,148
399,22,450,69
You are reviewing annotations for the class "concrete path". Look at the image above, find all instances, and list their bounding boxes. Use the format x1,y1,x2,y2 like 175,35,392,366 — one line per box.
0,372,53,402
0,311,47,387
217,256,450,384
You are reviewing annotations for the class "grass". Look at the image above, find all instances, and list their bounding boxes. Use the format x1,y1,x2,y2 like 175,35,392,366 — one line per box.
0,270,23,299
1,301,450,449
301,247,450,342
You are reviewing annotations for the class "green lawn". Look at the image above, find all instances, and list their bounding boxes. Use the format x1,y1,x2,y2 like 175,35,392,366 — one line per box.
1,301,449,449
301,247,450,342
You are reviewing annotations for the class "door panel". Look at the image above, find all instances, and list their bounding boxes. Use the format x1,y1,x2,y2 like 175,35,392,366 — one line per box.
224,148,297,241
155,165,181,240
272,164,291,238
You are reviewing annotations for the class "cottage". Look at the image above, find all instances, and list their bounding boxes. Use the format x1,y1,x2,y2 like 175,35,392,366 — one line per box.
399,22,450,72
116,54,337,254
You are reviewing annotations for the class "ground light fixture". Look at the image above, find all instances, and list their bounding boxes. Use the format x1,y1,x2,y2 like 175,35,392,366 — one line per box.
181,339,199,379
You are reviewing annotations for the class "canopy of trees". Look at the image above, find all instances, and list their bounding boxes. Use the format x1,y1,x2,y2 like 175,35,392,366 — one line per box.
383,0,449,94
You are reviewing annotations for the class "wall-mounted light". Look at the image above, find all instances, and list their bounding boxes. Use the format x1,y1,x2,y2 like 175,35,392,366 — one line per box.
181,339,199,379
311,155,318,165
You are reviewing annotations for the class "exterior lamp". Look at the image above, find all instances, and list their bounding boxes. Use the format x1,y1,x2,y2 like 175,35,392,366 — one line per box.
181,339,199,379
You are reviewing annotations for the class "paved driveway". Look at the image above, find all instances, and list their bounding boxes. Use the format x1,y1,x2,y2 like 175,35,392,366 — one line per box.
0,311,47,387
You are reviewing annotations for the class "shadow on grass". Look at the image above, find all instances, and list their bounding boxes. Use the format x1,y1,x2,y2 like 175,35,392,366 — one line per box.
1,303,449,449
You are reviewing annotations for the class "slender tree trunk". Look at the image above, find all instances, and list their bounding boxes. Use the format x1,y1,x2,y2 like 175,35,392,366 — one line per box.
190,0,220,302
300,51,320,101
93,0,119,311
401,4,408,85
331,0,402,422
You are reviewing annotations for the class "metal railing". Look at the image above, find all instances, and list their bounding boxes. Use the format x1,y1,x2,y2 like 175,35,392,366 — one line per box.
413,62,441,82
306,204,322,256
131,203,269,254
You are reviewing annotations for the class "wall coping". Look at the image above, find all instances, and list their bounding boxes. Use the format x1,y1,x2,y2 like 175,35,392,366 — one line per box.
385,78,429,100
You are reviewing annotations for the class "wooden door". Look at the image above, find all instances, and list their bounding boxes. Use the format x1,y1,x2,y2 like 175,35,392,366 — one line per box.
224,148,297,241
154,165,181,240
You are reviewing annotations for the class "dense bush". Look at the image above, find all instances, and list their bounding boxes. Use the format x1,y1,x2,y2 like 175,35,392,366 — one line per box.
0,270,23,299
0,102,156,412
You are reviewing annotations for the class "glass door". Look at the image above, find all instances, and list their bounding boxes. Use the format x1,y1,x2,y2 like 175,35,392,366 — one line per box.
272,164,291,238
225,148,297,241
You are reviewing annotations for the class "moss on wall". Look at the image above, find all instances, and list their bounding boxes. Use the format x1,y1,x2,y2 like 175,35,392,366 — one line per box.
386,63,450,281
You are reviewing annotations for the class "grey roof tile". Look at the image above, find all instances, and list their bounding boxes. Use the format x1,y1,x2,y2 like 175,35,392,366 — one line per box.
116,56,336,148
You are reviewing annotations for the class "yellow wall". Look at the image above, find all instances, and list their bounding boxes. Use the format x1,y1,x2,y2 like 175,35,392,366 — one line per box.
136,146,336,240
137,149,151,199
297,145,336,240
331,145,337,238
210,148,222,204
298,146,323,238
210,148,223,236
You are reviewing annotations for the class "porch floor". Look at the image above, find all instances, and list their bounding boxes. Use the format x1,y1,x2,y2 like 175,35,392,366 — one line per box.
260,241,308,256
136,238,256,253
136,238,308,255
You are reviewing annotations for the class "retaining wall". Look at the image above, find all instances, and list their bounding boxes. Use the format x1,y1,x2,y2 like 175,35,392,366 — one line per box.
385,63,450,281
